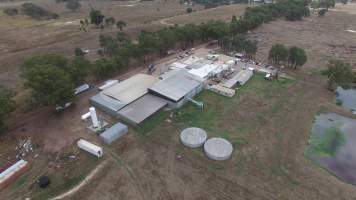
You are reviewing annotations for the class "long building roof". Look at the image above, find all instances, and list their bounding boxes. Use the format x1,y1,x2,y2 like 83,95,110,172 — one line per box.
103,74,158,104
118,94,167,124
149,70,202,102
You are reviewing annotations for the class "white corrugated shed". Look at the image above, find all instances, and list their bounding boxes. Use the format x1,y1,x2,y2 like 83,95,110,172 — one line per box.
183,56,202,65
170,62,188,70
99,80,119,91
188,64,219,79
211,64,229,75
103,74,157,104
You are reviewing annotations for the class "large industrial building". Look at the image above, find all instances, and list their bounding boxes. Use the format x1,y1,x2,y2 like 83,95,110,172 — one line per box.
89,53,256,125
90,74,166,125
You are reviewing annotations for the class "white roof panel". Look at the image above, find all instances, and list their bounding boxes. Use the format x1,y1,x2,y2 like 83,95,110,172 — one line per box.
149,70,202,102
103,74,157,104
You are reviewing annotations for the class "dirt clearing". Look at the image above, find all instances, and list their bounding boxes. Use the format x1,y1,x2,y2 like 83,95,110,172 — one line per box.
250,5,356,71
164,4,248,25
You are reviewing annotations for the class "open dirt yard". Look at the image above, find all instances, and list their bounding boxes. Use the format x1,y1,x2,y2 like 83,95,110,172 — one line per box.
249,4,356,71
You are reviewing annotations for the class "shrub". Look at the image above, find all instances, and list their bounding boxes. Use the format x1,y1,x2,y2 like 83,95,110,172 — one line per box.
3,8,18,16
318,9,327,17
186,7,193,13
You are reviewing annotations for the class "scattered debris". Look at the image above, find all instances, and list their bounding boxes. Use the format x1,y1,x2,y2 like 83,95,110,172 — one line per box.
346,29,356,33
15,138,34,159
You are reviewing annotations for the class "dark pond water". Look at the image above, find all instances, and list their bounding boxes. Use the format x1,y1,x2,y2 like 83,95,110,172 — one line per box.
306,113,356,185
336,87,356,112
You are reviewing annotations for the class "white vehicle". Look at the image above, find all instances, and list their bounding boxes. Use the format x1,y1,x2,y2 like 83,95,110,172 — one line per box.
74,84,93,96
55,102,74,112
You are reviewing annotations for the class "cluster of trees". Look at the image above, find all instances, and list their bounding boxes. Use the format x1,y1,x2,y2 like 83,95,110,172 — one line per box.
311,0,336,16
89,9,126,30
3,8,18,16
219,34,257,57
0,86,15,133
192,0,232,9
268,44,307,68
21,3,58,19
20,54,91,107
322,60,356,91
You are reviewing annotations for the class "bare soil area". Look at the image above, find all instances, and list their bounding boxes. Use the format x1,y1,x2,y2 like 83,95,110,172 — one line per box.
163,4,248,25
250,5,356,71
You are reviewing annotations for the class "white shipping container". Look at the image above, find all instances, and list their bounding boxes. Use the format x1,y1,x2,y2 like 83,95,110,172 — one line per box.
77,139,103,158
0,160,27,179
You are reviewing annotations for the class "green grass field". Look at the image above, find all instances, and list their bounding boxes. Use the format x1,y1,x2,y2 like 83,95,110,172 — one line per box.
138,73,295,150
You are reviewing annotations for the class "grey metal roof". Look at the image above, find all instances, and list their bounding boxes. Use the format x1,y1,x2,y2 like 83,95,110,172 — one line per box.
118,94,167,124
90,93,126,112
100,122,128,145
149,70,203,102
223,70,253,88
102,74,157,104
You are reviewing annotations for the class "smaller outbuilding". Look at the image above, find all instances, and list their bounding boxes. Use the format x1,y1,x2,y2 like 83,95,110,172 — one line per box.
100,122,128,145
223,69,253,88
207,84,235,97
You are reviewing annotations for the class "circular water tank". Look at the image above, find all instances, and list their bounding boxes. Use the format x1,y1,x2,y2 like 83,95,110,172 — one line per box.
204,138,233,161
180,127,207,148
